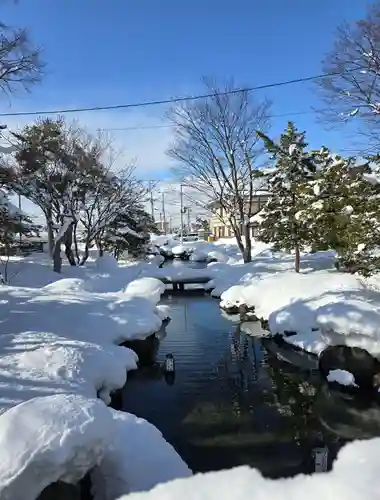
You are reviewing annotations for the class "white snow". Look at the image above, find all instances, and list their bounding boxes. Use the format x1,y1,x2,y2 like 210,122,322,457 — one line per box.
140,265,212,283
0,251,185,497
0,394,112,500
171,244,188,256
363,172,380,186
4,237,380,498
92,409,192,499
342,205,354,216
123,277,166,304
119,437,380,500
212,244,380,359
327,369,358,387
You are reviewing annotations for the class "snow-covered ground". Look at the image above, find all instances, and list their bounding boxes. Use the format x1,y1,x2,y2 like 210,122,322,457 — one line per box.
215,248,380,359
3,236,380,499
0,252,190,499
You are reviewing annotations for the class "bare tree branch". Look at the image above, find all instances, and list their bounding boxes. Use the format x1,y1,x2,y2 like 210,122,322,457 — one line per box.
167,78,271,262
0,24,42,95
316,3,380,151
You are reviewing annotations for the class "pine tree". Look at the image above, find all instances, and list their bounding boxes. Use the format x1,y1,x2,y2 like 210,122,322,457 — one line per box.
257,122,317,272
303,148,380,275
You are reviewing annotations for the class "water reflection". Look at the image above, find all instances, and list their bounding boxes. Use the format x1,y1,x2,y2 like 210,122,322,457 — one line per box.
119,283,380,477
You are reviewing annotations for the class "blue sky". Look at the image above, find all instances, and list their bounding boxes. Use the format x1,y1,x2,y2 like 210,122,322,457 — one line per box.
0,0,372,185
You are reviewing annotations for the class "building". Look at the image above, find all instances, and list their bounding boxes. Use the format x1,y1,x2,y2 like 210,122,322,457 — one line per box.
209,193,269,239
155,220,170,234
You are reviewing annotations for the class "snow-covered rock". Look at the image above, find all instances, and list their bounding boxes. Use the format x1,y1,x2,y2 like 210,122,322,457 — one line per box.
123,277,166,304
44,277,90,294
327,369,358,387
171,245,188,257
92,410,192,499
0,395,113,500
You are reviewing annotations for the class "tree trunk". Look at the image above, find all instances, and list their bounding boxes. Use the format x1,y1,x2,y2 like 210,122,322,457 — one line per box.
53,239,62,273
53,222,74,273
64,224,76,266
73,222,80,264
46,211,55,257
295,244,300,273
79,241,90,266
96,239,104,257
242,223,252,263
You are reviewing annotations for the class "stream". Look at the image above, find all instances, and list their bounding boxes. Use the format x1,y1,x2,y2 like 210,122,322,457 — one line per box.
117,260,380,477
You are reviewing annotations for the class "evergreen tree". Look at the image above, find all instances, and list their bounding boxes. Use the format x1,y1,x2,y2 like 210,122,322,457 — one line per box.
257,122,317,272
0,190,39,282
296,147,380,276
103,206,157,259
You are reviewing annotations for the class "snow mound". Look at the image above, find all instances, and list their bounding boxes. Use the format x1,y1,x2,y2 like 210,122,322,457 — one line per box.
0,333,138,412
43,278,90,294
189,250,208,262
155,304,171,321
220,284,255,310
0,394,112,500
92,409,192,499
171,245,188,256
124,277,166,303
327,369,358,387
207,250,229,263
120,437,380,500
96,254,119,272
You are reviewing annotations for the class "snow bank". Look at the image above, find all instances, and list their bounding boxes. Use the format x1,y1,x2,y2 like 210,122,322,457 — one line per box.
0,253,174,495
120,437,380,500
123,277,166,303
92,410,192,499
219,264,380,357
0,395,112,500
0,332,138,412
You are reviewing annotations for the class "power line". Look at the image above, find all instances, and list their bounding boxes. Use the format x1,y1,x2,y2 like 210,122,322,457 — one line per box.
96,108,330,132
0,71,344,118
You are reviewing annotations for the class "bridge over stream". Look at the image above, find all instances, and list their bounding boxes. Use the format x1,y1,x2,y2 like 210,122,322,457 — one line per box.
156,275,212,291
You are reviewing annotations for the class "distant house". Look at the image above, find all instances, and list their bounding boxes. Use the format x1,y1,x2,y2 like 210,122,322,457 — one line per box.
155,220,170,234
208,176,270,239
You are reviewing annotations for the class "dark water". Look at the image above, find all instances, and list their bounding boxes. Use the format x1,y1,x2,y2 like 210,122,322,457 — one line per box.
118,260,380,477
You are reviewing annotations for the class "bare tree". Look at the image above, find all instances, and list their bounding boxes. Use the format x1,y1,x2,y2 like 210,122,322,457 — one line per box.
167,78,271,262
316,3,380,151
78,165,148,264
0,23,41,95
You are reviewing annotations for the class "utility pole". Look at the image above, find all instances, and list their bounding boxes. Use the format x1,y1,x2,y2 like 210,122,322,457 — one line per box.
161,192,166,234
148,180,155,221
180,183,184,244
187,207,191,232
18,193,22,245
